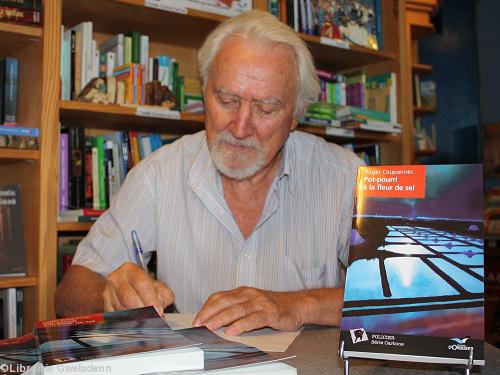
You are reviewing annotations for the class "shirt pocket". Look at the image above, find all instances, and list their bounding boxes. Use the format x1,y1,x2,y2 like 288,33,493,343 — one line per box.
284,256,337,290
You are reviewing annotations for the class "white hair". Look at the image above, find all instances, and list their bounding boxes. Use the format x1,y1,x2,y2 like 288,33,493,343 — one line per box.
198,10,320,116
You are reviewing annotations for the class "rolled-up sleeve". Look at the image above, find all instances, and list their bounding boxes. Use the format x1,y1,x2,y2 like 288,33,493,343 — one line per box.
72,160,158,276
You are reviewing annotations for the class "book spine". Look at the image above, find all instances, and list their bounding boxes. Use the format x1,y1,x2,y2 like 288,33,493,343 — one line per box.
69,127,85,209
124,35,132,65
0,6,42,24
129,31,141,64
0,0,42,11
91,143,99,210
0,59,4,124
3,58,18,124
95,136,106,210
374,0,383,50
2,288,17,338
84,137,93,208
15,289,22,337
59,132,69,212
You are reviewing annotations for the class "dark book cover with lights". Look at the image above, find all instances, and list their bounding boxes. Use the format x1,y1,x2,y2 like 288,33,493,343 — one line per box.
340,165,484,366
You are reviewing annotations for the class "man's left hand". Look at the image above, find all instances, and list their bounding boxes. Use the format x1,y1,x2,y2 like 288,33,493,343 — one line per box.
192,286,304,335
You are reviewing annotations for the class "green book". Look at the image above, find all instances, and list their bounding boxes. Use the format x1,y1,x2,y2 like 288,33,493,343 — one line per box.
128,31,141,64
124,36,132,65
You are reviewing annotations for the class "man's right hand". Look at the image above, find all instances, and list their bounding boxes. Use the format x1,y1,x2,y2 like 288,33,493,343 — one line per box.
102,262,174,316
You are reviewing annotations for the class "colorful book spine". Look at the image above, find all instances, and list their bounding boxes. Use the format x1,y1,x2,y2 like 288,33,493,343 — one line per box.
0,0,42,11
0,5,41,24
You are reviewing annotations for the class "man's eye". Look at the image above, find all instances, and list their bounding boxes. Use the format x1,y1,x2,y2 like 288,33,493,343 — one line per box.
255,104,278,116
218,95,239,108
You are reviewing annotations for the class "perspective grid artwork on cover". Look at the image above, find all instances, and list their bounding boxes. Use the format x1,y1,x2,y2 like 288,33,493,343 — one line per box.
340,164,484,366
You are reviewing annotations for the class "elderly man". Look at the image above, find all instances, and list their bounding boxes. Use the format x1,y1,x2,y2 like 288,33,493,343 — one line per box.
55,9,362,335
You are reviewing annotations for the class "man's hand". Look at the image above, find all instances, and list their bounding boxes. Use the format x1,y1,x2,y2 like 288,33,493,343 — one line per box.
102,262,174,316
192,286,305,336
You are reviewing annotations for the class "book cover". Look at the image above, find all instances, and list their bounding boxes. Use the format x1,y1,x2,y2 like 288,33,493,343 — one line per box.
0,185,26,277
0,335,38,375
175,326,294,373
340,165,485,366
0,5,41,25
35,306,203,374
2,58,18,125
0,288,16,339
315,0,379,50
185,0,252,17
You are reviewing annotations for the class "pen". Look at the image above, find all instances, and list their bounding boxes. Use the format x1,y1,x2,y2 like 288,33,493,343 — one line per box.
131,230,148,272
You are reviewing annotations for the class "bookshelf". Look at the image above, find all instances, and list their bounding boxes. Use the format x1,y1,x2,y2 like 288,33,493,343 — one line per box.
404,0,440,163
0,0,420,326
0,18,44,333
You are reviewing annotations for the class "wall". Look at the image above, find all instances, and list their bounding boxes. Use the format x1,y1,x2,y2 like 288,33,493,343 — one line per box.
418,0,481,164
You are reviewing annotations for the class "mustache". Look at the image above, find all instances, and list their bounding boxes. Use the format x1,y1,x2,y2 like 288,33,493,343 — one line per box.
216,131,261,149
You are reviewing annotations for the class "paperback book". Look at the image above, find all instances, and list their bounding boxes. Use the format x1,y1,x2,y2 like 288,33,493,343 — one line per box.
34,306,204,374
0,185,26,277
0,335,38,375
340,165,485,366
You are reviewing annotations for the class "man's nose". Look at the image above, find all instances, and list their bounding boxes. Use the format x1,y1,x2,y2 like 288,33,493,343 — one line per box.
229,102,254,139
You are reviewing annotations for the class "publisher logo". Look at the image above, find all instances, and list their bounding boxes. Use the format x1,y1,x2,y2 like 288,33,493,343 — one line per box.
448,337,473,351
350,328,368,344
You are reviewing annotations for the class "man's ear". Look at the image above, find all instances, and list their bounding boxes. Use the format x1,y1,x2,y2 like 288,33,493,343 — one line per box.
289,117,299,132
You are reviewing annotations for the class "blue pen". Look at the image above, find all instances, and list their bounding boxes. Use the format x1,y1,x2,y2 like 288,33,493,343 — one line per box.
131,230,148,272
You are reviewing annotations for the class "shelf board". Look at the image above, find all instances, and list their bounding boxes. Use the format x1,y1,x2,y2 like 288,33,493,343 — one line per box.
0,276,37,288
414,106,435,117
60,101,205,134
58,221,94,232
298,125,401,144
412,63,433,76
63,0,222,48
0,22,42,57
301,34,396,70
0,148,40,164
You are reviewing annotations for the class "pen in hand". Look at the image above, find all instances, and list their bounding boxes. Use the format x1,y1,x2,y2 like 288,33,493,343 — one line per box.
131,230,148,272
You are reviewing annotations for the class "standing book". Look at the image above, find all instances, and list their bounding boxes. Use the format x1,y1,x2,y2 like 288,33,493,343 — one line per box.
0,185,26,277
340,165,485,367
34,306,203,375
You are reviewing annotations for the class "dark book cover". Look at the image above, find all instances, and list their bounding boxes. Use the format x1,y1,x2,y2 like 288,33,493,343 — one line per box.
340,165,485,366
0,185,26,276
0,335,38,375
0,59,4,125
68,127,85,209
35,306,199,367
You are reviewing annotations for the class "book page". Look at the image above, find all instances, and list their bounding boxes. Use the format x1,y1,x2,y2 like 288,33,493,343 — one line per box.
164,314,301,353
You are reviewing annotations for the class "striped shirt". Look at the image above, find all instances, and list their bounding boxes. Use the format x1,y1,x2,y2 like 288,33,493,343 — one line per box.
72,130,363,313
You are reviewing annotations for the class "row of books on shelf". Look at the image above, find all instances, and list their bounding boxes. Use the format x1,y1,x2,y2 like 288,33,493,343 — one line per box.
0,0,42,25
59,127,179,214
0,288,23,340
269,0,382,50
316,69,397,122
60,22,204,112
0,306,295,375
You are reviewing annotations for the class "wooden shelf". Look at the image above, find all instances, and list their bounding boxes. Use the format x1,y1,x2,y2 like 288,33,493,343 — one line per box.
57,221,94,232
414,106,435,117
0,22,42,57
298,125,401,144
0,148,39,164
60,101,205,134
0,276,37,289
412,63,433,75
63,0,222,48
301,33,396,70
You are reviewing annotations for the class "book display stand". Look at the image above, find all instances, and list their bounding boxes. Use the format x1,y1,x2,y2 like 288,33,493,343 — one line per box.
338,340,476,375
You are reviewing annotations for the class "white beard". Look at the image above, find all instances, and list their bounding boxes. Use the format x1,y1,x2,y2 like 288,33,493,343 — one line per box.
208,131,266,180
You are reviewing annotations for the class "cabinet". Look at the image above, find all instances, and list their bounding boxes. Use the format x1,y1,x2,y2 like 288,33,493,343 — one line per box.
402,0,439,163
1,0,415,324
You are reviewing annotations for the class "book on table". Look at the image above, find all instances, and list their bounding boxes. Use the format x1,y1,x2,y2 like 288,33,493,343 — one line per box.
34,306,203,374
340,164,485,367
